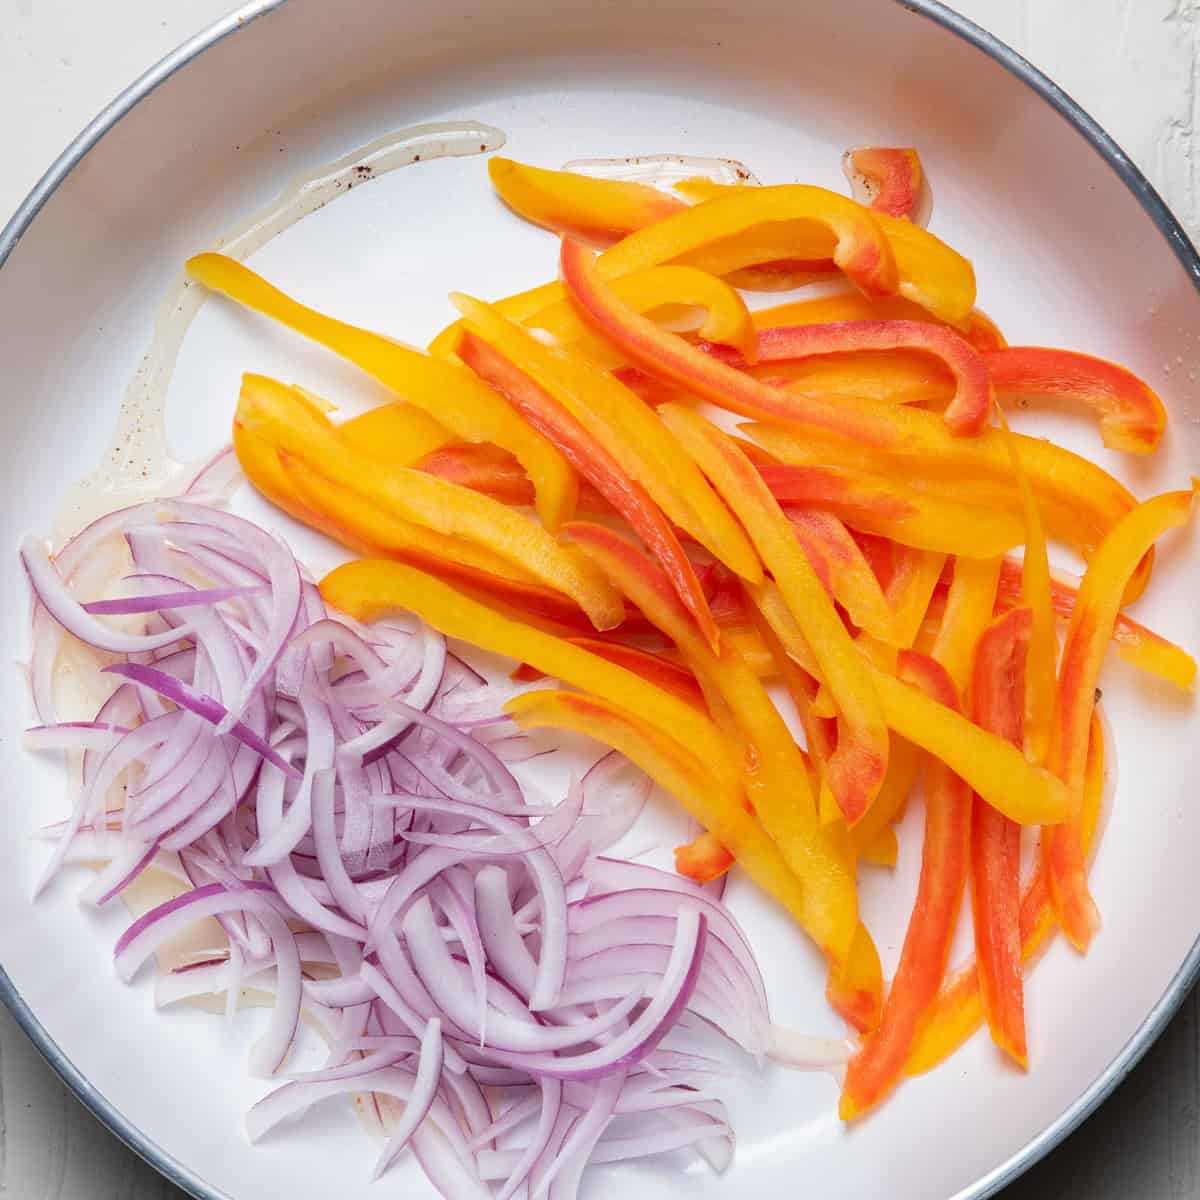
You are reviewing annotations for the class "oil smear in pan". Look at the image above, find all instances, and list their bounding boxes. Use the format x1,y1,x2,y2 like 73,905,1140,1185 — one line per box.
562,152,759,190
53,121,507,547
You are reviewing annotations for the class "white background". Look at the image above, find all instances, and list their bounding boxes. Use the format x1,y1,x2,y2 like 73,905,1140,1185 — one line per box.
1,1,1198,1197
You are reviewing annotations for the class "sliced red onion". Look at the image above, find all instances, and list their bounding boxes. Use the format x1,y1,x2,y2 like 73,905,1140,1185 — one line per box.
83,582,263,615
372,1017,444,1180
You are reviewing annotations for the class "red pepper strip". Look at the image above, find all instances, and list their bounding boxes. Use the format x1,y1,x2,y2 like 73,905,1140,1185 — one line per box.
840,650,972,1120
417,443,613,515
783,508,900,643
1045,484,1198,951
457,331,721,653
906,712,1106,1076
510,637,707,711
675,831,736,884
992,557,1195,691
842,147,925,219
985,347,1167,455
708,321,994,436
560,237,916,448
969,607,1033,1068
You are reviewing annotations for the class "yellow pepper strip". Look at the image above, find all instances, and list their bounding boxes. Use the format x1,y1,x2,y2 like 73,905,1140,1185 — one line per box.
906,713,1106,1076
504,688,828,932
237,374,622,630
743,420,1152,601
757,461,1025,557
887,549,949,650
527,264,757,364
185,252,577,530
566,521,865,972
750,585,1070,826
1045,483,1198,952
488,156,685,245
319,558,737,793
931,556,1003,692
337,403,452,466
753,291,1006,352
660,403,889,825
860,828,899,868
450,293,762,583
997,409,1057,762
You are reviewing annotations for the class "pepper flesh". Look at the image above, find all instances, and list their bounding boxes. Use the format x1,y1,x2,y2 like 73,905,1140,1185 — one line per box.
675,832,735,883
456,329,720,651
236,373,622,631
451,290,762,583
969,606,1032,1068
337,403,452,466
1044,484,1198,952
186,254,578,530
986,346,1167,455
930,555,1003,692
842,147,926,219
840,650,972,1119
660,403,890,826
906,713,1106,1076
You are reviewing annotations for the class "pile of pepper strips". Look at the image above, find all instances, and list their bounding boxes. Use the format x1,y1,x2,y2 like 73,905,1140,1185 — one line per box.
183,146,1196,1119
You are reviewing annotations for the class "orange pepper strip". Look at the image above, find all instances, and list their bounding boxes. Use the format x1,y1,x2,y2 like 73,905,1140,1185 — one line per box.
710,320,994,436
752,584,1070,826
337,403,452,466
674,831,736,884
752,292,1006,353
842,147,925,218
783,508,900,643
759,462,1024,557
455,330,720,652
488,156,686,246
1045,483,1199,952
450,292,762,583
236,373,622,631
185,254,577,531
840,650,972,1119
930,556,1003,692
660,403,890,826
888,548,949,650
847,736,922,865
969,606,1033,1068
743,422,1152,602
505,689,828,934
906,713,1106,1076
320,559,737,791
997,410,1057,761
992,558,1195,691
985,347,1167,455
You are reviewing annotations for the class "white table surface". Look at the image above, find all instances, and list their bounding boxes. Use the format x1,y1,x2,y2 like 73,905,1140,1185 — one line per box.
1,1,1198,1197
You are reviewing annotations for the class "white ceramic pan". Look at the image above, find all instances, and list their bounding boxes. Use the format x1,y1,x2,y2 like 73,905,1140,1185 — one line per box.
2,2,1198,1197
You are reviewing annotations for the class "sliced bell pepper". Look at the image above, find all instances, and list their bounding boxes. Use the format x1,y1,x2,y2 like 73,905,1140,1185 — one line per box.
997,410,1057,761
969,606,1032,1068
675,831,736,883
840,649,972,1119
488,156,686,246
451,290,762,583
185,252,577,530
527,263,757,363
752,292,1005,353
986,347,1167,455
237,373,622,630
659,403,890,825
930,556,1003,692
751,586,1070,826
992,558,1195,691
759,462,1025,557
320,558,736,787
1044,483,1198,952
512,637,707,710
783,508,900,643
710,320,994,436
743,421,1152,602
337,403,452,466
505,688,832,938
455,329,720,652
887,548,949,650
906,713,1106,1076
847,735,922,864
842,147,926,219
